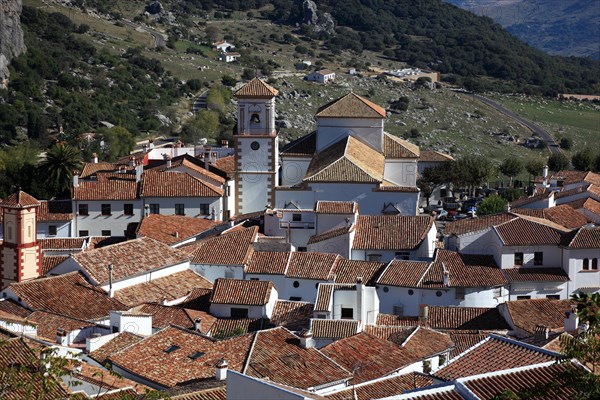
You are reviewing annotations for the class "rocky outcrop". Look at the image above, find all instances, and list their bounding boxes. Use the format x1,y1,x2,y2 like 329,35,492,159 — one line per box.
0,0,26,85
302,0,335,34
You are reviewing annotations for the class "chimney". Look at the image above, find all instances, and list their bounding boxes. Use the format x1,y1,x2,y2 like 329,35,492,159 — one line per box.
221,139,229,148
356,277,364,323
442,263,450,286
136,164,143,183
418,304,429,324
149,139,154,149
194,318,202,332
173,231,179,238
142,144,148,153
108,264,114,298
73,174,79,188
298,329,315,349
564,305,579,332
56,328,68,346
543,164,549,186
128,156,136,167
215,358,228,381
534,324,550,340
91,153,98,163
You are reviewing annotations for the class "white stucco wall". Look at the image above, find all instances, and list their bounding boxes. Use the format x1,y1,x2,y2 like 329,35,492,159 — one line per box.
383,160,418,187
508,281,568,300
564,248,600,295
308,232,351,259
37,221,71,238
73,200,143,237
281,157,311,186
142,197,222,220
192,263,245,283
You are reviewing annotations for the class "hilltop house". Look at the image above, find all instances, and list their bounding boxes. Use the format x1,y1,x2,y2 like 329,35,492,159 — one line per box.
305,69,336,84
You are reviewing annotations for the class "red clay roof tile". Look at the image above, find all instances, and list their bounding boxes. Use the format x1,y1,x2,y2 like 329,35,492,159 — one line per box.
210,278,274,306
353,215,434,250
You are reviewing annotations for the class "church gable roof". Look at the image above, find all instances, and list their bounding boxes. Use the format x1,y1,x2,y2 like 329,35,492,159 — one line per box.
315,92,386,119
304,136,384,183
234,78,278,98
383,132,420,159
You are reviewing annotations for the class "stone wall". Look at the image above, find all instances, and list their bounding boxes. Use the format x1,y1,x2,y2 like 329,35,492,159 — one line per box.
0,0,26,85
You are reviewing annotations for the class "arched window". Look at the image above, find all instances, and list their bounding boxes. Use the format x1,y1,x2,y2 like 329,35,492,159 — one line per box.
583,258,589,270
592,258,599,270
250,113,260,123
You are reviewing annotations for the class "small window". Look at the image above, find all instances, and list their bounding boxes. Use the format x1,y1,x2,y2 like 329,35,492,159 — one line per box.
514,252,524,266
297,247,307,252
48,225,57,236
408,289,414,296
231,308,249,318
188,351,204,360
534,252,543,266
517,295,531,300
124,204,134,216
200,203,210,215
79,230,89,237
293,281,300,288
341,308,353,319
250,113,261,124
101,204,111,216
317,314,326,319
455,287,465,300
101,230,111,237
292,213,302,222
250,278,259,281
164,345,180,354
383,286,389,293
395,252,410,260
290,296,302,301
436,291,443,297
583,258,590,270
149,204,160,214
112,326,118,334
78,204,89,216
546,295,560,300
368,254,382,262
175,204,185,216
592,259,599,270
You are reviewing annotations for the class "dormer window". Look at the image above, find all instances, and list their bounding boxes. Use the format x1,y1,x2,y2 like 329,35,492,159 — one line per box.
250,113,261,124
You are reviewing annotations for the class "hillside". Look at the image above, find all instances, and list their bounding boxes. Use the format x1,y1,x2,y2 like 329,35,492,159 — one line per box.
445,0,600,60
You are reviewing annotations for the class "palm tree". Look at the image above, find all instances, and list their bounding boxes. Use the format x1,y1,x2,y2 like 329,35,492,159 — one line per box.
40,143,83,197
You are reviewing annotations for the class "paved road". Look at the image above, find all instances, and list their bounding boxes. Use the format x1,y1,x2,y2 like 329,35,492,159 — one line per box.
471,93,561,154
122,19,166,48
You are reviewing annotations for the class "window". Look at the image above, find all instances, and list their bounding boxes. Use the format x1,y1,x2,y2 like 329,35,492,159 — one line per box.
188,351,204,360
341,308,353,319
534,252,543,266
408,289,414,296
395,252,410,260
368,254,382,262
175,204,185,215
164,345,180,354
593,259,599,270
112,326,118,334
583,258,590,270
546,295,560,300
101,230,111,236
455,287,465,300
149,204,160,214
101,204,111,216
231,308,248,318
250,114,261,124
393,305,404,316
514,252,524,266
124,204,134,216
78,204,89,216
383,286,389,293
436,291,443,297
79,230,89,237
250,278,259,281
292,213,302,222
297,247,307,252
290,296,302,301
293,281,300,288
517,295,531,300
48,225,57,236
224,271,234,279
200,203,210,215
317,314,326,319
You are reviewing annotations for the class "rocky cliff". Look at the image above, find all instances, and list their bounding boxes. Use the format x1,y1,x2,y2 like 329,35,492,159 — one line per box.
0,0,26,85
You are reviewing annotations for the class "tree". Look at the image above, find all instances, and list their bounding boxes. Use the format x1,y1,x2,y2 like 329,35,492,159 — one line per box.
221,74,237,87
572,149,595,171
477,195,507,215
499,158,523,187
595,154,600,173
98,126,135,162
560,137,573,150
205,26,220,43
242,68,255,80
525,159,544,182
180,110,219,144
39,143,83,197
451,155,493,196
501,188,525,202
572,292,600,327
548,153,569,172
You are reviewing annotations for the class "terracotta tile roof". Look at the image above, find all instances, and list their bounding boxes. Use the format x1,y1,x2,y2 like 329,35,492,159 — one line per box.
0,308,29,325
39,237,86,251
140,171,223,198
73,173,139,200
269,300,314,331
304,136,385,183
148,155,226,184
184,226,258,265
434,335,559,381
561,226,600,248
307,225,352,245
8,271,126,320
37,200,72,221
87,235,128,249
511,204,588,228
109,325,255,388
509,191,553,208
285,252,341,280
427,306,510,331
383,132,420,158
234,78,279,97
503,267,569,282
246,251,291,275
26,310,95,341
364,324,416,342
419,150,454,163
71,237,190,285
321,332,417,384
325,373,433,400
281,131,316,157
136,303,216,332
172,387,227,400
315,200,358,214
137,214,220,245
210,278,274,306
564,197,600,216
353,215,434,250
42,255,69,275
332,259,386,285
69,361,149,395
400,327,454,359
444,213,515,236
210,318,266,337
213,155,235,178
315,92,386,118
503,298,574,335
377,260,431,287
374,183,421,192
0,299,32,318
314,283,355,312
89,331,143,365
463,361,578,400
245,327,351,389
494,216,565,246
179,287,213,312
79,162,130,178
551,170,600,186
114,269,212,308
553,183,590,199
310,319,360,340
447,332,489,358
